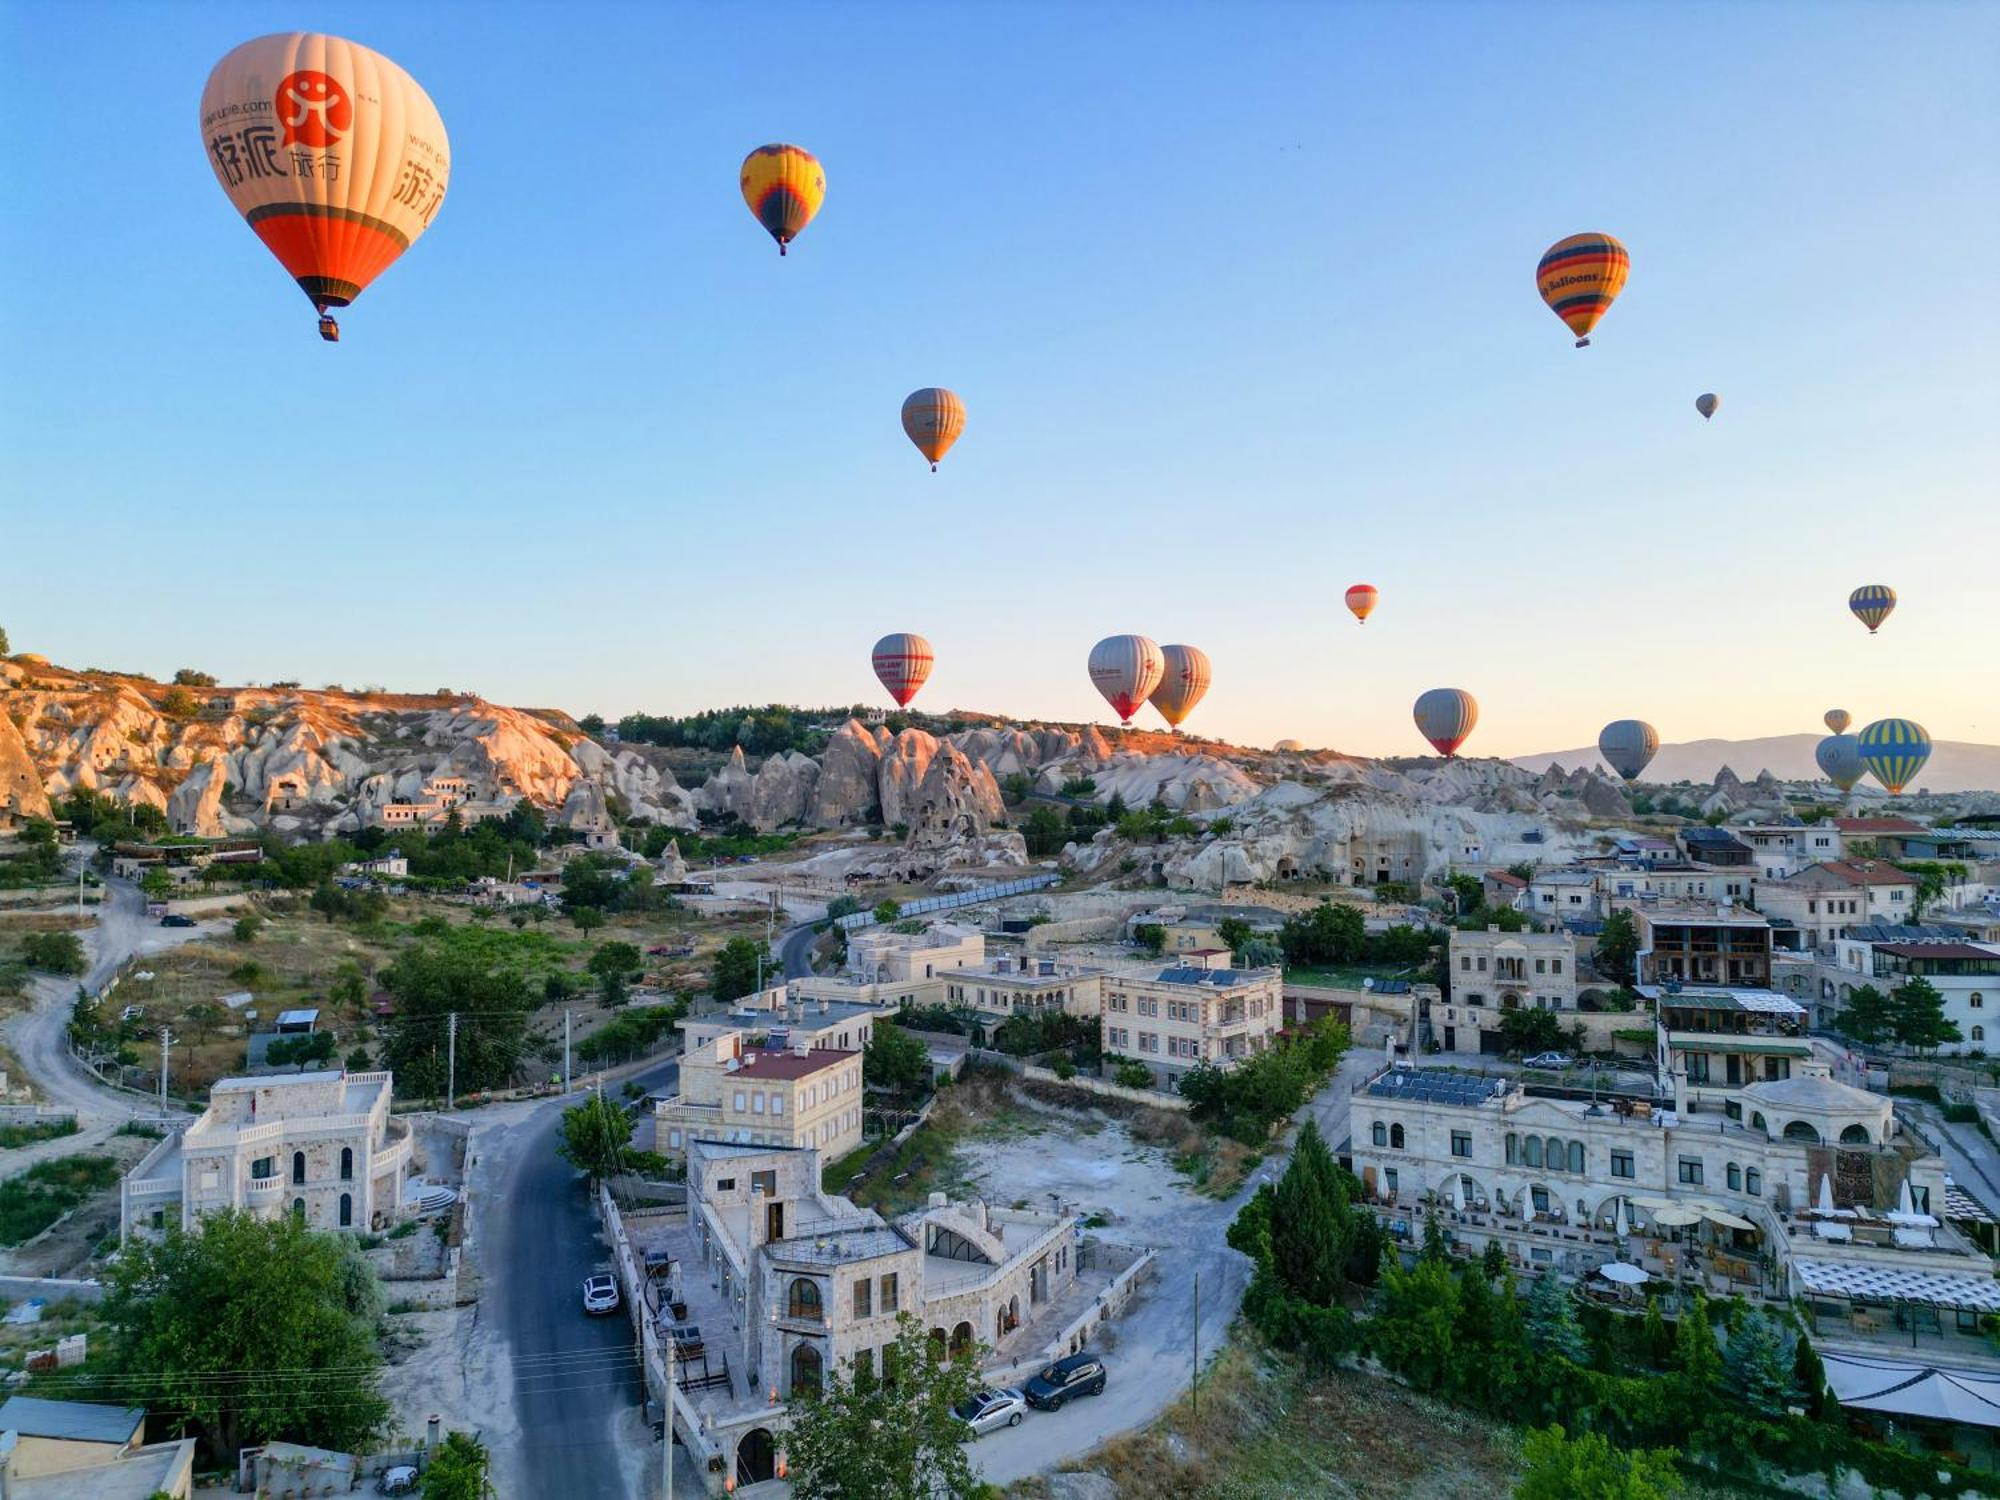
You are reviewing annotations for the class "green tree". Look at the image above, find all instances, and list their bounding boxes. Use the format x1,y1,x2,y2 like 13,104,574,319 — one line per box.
1445,872,1484,915
1889,975,1961,1054
1896,861,1965,920
1270,1120,1350,1304
825,894,863,921
1525,1271,1588,1364
0,625,9,654
1113,1059,1154,1089
872,899,903,924
381,943,533,1097
1373,1251,1460,1392
1596,910,1639,987
1835,983,1896,1046
100,1209,388,1456
578,713,605,735
999,772,1032,805
159,686,199,719
183,1000,224,1046
20,931,86,975
140,867,175,902
712,936,768,1001
1279,901,1367,967
1021,806,1070,858
421,1431,492,1499
785,1315,982,1500
558,1091,635,1182
864,1023,933,1095
1132,922,1166,954
1723,1308,1799,1417
1480,1239,1508,1282
232,915,262,943
1499,1008,1567,1058
1673,1291,1723,1400
588,940,643,1007
329,960,368,1015
1514,1424,1681,1500
570,905,607,935
1216,917,1254,955
266,1032,337,1072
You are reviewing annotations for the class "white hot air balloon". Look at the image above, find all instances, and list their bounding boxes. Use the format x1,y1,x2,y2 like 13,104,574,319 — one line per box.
1148,645,1211,730
1087,636,1164,725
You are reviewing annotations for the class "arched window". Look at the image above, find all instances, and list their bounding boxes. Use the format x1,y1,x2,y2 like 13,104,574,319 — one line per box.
1745,1169,1761,1196
1545,1136,1564,1172
790,1343,823,1395
1390,1123,1405,1150
1372,1121,1387,1148
1839,1123,1871,1145
1783,1120,1821,1143
1726,1163,1742,1191
291,1198,305,1220
1523,1137,1543,1168
789,1278,822,1321
1750,1112,1767,1134
1972,993,1985,1009
1567,1142,1585,1175
339,1147,354,1181
1974,1025,1987,1042
291,1150,306,1185
949,1321,973,1357
338,1193,352,1227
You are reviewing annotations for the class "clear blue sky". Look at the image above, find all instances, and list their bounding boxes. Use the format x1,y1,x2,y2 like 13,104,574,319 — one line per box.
3,1,1994,756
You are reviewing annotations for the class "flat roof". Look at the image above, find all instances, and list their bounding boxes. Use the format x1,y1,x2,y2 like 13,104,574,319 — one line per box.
0,1394,145,1442
1875,943,2000,962
212,1069,342,1091
730,1047,855,1082
1153,964,1273,987
1795,1258,2000,1313
1647,987,1806,1015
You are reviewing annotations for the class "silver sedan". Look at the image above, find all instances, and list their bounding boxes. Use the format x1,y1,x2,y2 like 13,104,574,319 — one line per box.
954,1387,1027,1437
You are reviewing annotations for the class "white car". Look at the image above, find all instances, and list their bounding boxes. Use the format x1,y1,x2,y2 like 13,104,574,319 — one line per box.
1522,1052,1573,1070
581,1274,621,1316
954,1387,1027,1436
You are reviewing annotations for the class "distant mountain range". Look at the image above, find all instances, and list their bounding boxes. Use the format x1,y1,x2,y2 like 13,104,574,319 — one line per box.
1513,734,2000,795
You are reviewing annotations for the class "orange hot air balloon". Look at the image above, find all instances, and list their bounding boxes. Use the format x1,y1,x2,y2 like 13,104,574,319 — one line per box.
1536,233,1629,347
741,144,824,255
1148,644,1211,729
1344,584,1379,624
201,34,450,342
901,389,966,471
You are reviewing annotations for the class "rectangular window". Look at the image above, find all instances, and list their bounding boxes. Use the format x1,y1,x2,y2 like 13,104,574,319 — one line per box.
1552,959,1563,974
854,1278,872,1318
752,1092,766,1114
880,1273,899,1312
733,1091,747,1112
1611,1151,1634,1179
1727,1163,1742,1191
853,1347,875,1387
716,1178,736,1192
771,1094,785,1116
1678,1157,1704,1186
668,1129,682,1148
1460,956,1472,971
251,1156,275,1181
1450,1130,1471,1158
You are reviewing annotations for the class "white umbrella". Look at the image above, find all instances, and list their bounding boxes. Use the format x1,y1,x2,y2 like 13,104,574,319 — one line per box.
1451,1176,1466,1213
1598,1262,1649,1286
1615,1199,1632,1238
1898,1179,1916,1217
1651,1207,1703,1228
1817,1175,1836,1216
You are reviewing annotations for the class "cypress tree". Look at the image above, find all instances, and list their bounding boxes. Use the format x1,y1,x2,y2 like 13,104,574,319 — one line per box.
1270,1118,1349,1305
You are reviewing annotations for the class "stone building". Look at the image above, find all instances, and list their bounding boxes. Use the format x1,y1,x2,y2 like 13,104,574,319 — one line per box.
1431,926,1585,1056
655,1032,864,1163
940,952,1105,1023
1101,957,1283,1087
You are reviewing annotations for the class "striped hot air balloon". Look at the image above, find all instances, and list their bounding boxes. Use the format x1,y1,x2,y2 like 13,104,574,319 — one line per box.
201,34,450,341
1087,636,1164,724
1597,720,1660,782
870,633,933,708
1536,233,1629,347
1849,585,1897,634
1816,734,1865,793
1344,584,1379,624
900,389,966,471
1148,645,1211,730
1824,709,1851,735
740,144,824,255
1414,689,1479,758
1857,718,1931,796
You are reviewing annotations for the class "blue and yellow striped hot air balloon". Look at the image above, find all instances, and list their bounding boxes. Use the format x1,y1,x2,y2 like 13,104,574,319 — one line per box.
1848,584,1896,634
740,144,824,255
1537,233,1629,347
1857,718,1931,796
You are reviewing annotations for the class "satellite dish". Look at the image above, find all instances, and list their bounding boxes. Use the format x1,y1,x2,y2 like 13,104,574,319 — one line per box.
1362,977,1375,990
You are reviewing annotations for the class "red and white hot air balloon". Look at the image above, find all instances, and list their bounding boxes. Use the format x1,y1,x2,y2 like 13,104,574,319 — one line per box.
1087,636,1164,724
1344,584,1378,624
1413,688,1479,758
1148,645,1211,730
870,633,934,708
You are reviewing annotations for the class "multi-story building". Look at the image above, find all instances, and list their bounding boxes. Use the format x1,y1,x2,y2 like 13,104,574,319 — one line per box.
940,953,1105,1023
1758,860,1918,944
1525,868,1600,923
1123,903,1286,955
1636,900,1773,988
1649,987,1810,1112
1101,957,1283,1087
120,1070,412,1241
1431,926,1601,1056
845,924,983,985
1679,827,1756,869
655,1032,864,1163
1733,822,1844,880
686,992,889,1057
1832,816,1930,857
1821,938,2000,1056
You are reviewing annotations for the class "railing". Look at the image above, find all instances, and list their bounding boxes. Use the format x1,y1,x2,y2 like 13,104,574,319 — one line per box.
835,873,1060,931
122,1177,182,1201
243,1177,286,1202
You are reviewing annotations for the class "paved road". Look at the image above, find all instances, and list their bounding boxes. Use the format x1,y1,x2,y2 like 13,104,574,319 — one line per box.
779,922,818,980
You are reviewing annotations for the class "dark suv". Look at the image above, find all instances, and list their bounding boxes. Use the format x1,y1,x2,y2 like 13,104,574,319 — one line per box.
1023,1352,1106,1411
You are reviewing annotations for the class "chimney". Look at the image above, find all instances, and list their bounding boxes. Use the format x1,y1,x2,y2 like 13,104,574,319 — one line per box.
792,1039,810,1058
427,1414,441,1450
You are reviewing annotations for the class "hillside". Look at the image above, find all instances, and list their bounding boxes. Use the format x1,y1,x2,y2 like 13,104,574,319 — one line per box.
1514,732,2000,794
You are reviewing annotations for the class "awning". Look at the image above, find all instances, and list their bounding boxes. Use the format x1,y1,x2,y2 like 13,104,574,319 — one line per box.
1648,1208,1702,1228
1703,1208,1757,1232
1821,1352,2000,1430
1597,1262,1648,1286
1793,1258,2000,1313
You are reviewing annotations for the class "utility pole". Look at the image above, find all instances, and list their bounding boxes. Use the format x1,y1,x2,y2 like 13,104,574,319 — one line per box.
663,1320,676,1500
1192,1270,1200,1419
446,1012,458,1111
158,1029,173,1115
563,1010,573,1095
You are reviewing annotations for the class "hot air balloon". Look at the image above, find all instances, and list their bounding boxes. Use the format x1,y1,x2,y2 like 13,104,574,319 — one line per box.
1598,720,1660,782
740,144,824,255
1696,393,1720,420
871,633,934,708
1088,636,1164,725
1849,585,1896,634
1274,739,1305,752
1536,233,1629,347
201,34,450,342
1149,645,1211,730
1344,584,1379,624
900,389,965,471
1816,734,1865,793
1823,709,1851,735
1414,689,1479,758
1858,718,1931,796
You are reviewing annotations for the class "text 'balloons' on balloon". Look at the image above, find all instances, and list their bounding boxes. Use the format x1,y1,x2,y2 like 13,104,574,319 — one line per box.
1823,709,1852,735
201,33,450,341
1414,688,1479,758
1088,636,1164,725
1149,645,1211,730
1849,585,1897,634
1344,584,1379,624
900,389,966,471
1857,718,1931,797
1816,734,1865,793
871,633,934,708
740,144,824,255
1598,720,1660,782
1536,233,1629,348
1696,393,1720,420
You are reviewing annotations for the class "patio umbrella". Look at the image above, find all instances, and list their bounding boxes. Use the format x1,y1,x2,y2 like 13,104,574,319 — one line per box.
1817,1175,1836,1216
1615,1199,1631,1238
1451,1176,1466,1213
1650,1207,1703,1228
1598,1262,1649,1286
1898,1179,1916,1217
1703,1207,1757,1232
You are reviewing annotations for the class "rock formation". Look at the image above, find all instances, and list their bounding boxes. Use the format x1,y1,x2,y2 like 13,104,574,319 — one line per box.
0,705,52,826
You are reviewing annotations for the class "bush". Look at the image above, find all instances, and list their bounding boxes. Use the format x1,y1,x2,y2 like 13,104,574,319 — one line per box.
1113,1059,1154,1090
19,932,85,975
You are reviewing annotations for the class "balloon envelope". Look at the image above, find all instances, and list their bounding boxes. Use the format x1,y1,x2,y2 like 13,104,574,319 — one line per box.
740,144,824,253
871,633,934,708
1149,645,1212,729
1696,393,1719,419
1858,718,1931,796
900,389,965,470
1598,720,1660,782
1849,584,1896,634
1537,233,1629,346
1823,709,1851,735
1816,734,1865,793
1088,636,1165,724
1344,584,1379,624
1414,688,1479,758
201,33,450,322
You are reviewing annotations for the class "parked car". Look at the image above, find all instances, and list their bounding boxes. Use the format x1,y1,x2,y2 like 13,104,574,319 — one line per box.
1023,1353,1106,1411
953,1387,1027,1436
376,1466,418,1495
1522,1051,1572,1070
159,913,197,928
581,1274,621,1316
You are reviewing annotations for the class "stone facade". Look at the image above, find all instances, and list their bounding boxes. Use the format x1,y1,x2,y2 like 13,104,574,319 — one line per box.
1101,958,1283,1087
656,1033,864,1163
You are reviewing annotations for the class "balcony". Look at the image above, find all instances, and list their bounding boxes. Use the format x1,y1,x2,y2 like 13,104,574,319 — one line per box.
244,1177,286,1204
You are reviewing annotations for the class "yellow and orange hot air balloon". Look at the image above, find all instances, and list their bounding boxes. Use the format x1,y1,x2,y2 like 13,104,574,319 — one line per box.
201,33,450,342
741,144,824,255
901,389,965,471
1344,584,1378,624
1536,233,1629,348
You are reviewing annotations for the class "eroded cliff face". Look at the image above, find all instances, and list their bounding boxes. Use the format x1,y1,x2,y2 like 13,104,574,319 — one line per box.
0,689,53,826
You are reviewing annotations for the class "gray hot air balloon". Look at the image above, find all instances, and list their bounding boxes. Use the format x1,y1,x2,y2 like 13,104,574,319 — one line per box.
1597,719,1660,782
1816,733,1866,793
1695,393,1720,420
